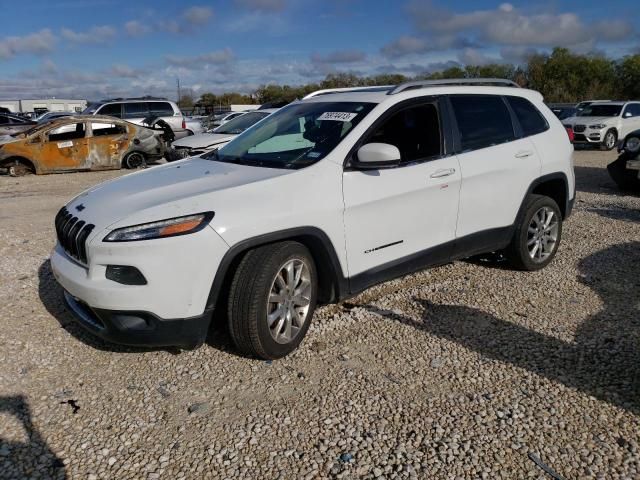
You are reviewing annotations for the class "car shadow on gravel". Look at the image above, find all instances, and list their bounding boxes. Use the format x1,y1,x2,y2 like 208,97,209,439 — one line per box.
0,395,66,479
574,165,623,195
37,260,180,354
365,242,640,415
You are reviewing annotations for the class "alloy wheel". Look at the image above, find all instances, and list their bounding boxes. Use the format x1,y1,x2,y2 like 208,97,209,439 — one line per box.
266,258,312,344
527,206,559,263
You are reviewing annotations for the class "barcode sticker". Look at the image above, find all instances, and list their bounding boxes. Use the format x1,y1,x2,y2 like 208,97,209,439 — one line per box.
57,141,73,148
317,112,357,122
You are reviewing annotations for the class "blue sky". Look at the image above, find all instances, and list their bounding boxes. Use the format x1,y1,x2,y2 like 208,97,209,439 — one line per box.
0,0,638,100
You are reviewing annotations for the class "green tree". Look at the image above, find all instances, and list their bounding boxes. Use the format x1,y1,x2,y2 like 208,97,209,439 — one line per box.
617,54,640,99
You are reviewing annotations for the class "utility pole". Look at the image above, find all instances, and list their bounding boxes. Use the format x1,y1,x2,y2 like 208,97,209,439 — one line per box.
177,78,181,107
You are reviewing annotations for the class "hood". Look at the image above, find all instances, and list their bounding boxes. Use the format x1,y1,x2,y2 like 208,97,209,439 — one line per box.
563,116,614,126
67,157,291,231
172,132,236,149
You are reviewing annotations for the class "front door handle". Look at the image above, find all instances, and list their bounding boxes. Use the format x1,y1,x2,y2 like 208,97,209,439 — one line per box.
430,168,456,178
515,150,534,158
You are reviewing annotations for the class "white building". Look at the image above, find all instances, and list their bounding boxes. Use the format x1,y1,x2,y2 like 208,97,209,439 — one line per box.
0,98,87,114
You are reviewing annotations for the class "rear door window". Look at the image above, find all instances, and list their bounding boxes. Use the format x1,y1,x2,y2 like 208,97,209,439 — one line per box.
149,102,174,117
450,95,516,151
97,103,123,118
91,122,127,136
507,96,549,137
123,102,149,119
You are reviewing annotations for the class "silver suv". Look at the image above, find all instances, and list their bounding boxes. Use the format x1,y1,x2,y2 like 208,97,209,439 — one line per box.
82,97,185,132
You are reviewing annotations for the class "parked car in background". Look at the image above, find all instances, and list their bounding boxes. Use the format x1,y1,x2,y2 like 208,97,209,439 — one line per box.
36,111,74,124
82,97,186,133
0,107,11,114
575,100,610,113
171,109,277,158
0,113,36,136
608,129,640,191
548,104,577,120
0,116,165,176
50,79,574,359
184,116,206,135
562,101,640,150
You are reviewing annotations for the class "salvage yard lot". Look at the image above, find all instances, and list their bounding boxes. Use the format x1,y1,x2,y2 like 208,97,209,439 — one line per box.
0,150,638,479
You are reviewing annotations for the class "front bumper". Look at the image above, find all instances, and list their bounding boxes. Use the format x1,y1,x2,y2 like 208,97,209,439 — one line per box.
63,291,209,348
51,224,229,348
571,130,604,144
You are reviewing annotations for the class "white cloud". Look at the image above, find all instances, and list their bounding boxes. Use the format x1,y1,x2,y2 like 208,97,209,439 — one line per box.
0,29,57,60
311,49,366,64
124,20,151,37
183,6,213,26
61,25,116,44
382,1,636,59
235,0,287,13
165,48,235,68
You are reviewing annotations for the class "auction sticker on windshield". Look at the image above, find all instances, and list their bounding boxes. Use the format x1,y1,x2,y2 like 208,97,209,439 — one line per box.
317,112,358,122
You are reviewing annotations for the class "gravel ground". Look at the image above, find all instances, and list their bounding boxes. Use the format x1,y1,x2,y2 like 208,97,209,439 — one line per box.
0,150,638,479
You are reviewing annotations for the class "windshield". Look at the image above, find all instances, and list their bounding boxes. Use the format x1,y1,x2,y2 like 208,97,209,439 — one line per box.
578,104,622,117
213,112,269,134
207,101,375,169
82,103,100,115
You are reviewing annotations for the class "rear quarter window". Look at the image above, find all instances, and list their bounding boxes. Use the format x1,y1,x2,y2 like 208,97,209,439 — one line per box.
507,96,549,137
450,95,515,151
149,102,175,117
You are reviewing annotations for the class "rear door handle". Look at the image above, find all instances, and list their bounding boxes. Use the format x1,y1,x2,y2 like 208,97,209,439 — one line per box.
515,150,534,158
430,168,456,178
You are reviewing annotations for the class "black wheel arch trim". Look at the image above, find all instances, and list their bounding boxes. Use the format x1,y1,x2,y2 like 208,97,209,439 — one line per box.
519,171,573,220
204,227,349,312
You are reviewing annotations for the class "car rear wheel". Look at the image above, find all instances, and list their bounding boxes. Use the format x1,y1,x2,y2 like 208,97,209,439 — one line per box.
123,152,146,169
228,241,317,359
601,129,617,151
506,194,562,271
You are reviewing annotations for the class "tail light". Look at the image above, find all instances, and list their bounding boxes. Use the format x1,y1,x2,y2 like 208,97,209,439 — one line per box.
182,119,186,129
565,126,574,142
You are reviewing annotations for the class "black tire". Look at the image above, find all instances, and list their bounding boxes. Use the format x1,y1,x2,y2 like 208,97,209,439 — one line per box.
228,241,318,359
601,129,617,151
506,194,563,271
607,156,640,191
123,151,147,169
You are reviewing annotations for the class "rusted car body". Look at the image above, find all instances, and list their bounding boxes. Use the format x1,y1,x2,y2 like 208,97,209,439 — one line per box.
0,115,165,175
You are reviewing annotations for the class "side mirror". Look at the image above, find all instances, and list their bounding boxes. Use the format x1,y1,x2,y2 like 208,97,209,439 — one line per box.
353,143,401,169
624,111,633,118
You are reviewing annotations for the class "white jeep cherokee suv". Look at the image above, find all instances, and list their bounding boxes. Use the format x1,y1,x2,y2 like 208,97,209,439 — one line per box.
51,79,575,359
563,101,640,150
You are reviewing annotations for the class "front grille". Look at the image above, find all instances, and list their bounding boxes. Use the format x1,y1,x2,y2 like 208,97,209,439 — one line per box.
55,207,95,264
574,134,587,142
573,124,586,133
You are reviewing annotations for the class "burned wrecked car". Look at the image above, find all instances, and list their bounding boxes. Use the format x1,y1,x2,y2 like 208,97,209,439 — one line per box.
608,129,640,191
0,115,165,176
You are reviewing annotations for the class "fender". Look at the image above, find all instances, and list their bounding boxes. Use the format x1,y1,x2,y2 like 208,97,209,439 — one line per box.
204,227,349,311
517,171,572,220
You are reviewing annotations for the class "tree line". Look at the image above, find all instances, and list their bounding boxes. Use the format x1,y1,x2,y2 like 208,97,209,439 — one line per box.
183,48,640,109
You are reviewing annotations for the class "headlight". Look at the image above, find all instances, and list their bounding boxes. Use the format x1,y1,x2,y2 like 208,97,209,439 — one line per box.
589,124,606,129
104,212,214,242
625,136,640,153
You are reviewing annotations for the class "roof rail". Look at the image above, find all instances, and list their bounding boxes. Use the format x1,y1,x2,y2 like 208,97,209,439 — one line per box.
388,78,520,95
302,86,392,100
99,96,169,102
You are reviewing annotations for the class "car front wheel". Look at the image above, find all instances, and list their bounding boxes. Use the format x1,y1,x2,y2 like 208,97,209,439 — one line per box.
228,241,317,359
601,129,617,151
506,194,562,271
